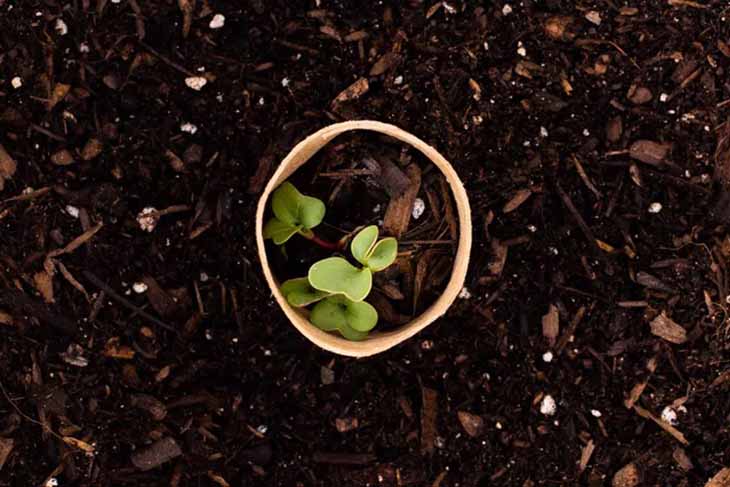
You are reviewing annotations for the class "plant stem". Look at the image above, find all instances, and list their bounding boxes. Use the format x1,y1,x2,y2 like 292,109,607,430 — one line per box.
308,233,342,251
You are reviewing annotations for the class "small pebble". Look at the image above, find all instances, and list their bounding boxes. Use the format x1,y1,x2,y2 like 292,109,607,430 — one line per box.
65,205,80,218
132,282,148,294
502,4,513,15
394,75,404,85
55,18,68,36
184,76,207,91
660,406,678,425
137,207,159,232
542,351,554,363
209,13,225,29
583,129,590,136
539,394,557,416
590,409,602,418
258,97,265,105
11,76,22,89
458,287,472,299
180,122,198,134
660,93,669,102
527,224,537,233
648,202,662,214
495,421,503,429
412,198,426,219
516,41,527,57
281,77,290,87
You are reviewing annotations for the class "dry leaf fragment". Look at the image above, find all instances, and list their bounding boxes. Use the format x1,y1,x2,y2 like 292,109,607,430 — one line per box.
420,386,438,455
650,312,687,344
369,52,400,76
542,304,559,346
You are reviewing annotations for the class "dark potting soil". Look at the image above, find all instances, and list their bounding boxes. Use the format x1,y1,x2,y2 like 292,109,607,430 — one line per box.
267,131,457,330
1,1,730,486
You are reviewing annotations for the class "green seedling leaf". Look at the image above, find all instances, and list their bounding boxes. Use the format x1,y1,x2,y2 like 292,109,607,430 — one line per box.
365,237,398,272
308,257,372,302
310,295,377,341
263,218,300,245
351,225,379,265
280,277,331,307
271,182,325,229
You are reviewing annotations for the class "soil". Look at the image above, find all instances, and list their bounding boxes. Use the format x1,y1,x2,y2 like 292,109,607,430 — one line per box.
1,1,730,486
266,131,457,330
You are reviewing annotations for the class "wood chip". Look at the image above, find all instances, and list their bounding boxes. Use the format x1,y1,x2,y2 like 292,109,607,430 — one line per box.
673,447,693,471
705,468,730,487
488,239,508,276
331,77,369,106
81,138,103,160
369,52,400,76
130,394,167,421
51,149,75,166
0,310,13,326
131,437,182,471
650,312,687,344
48,222,103,258
606,116,623,142
0,438,14,471
627,85,653,104
438,176,458,241
0,144,17,192
542,304,559,346
48,83,71,110
457,411,484,438
63,436,95,454
420,386,438,455
633,405,689,445
635,271,675,292
33,271,55,303
503,188,532,213
612,463,641,487
177,0,195,38
335,417,359,433
384,163,421,238
103,337,136,359
629,140,671,166
142,276,179,318
624,355,659,409
579,439,595,473
544,16,575,41
361,156,410,197
207,471,231,487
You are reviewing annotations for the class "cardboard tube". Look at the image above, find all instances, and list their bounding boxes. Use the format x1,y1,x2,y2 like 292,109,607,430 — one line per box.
255,121,472,357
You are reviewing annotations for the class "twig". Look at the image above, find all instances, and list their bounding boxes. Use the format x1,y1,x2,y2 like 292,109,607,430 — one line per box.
274,39,319,56
572,155,601,199
312,452,376,465
555,182,607,263
633,404,689,445
668,0,708,8
137,40,195,76
82,270,178,333
29,123,67,143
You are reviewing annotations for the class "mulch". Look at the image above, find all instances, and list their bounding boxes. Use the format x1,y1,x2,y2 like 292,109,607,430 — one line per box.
1,0,730,485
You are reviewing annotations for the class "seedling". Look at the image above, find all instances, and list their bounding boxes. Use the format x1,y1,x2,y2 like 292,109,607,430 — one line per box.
263,182,339,249
276,221,399,340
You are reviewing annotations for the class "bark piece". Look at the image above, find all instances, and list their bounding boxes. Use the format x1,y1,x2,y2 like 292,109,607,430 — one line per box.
629,140,671,166
612,463,640,487
650,312,687,344
457,411,484,438
131,437,182,471
420,386,438,455
383,163,421,238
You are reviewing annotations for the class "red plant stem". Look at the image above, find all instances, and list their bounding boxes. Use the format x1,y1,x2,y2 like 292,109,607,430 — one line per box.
308,233,341,251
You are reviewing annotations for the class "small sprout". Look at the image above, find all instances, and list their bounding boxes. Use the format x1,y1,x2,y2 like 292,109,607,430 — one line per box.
308,257,372,302
280,277,330,307
310,295,377,341
264,182,325,245
350,225,398,271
